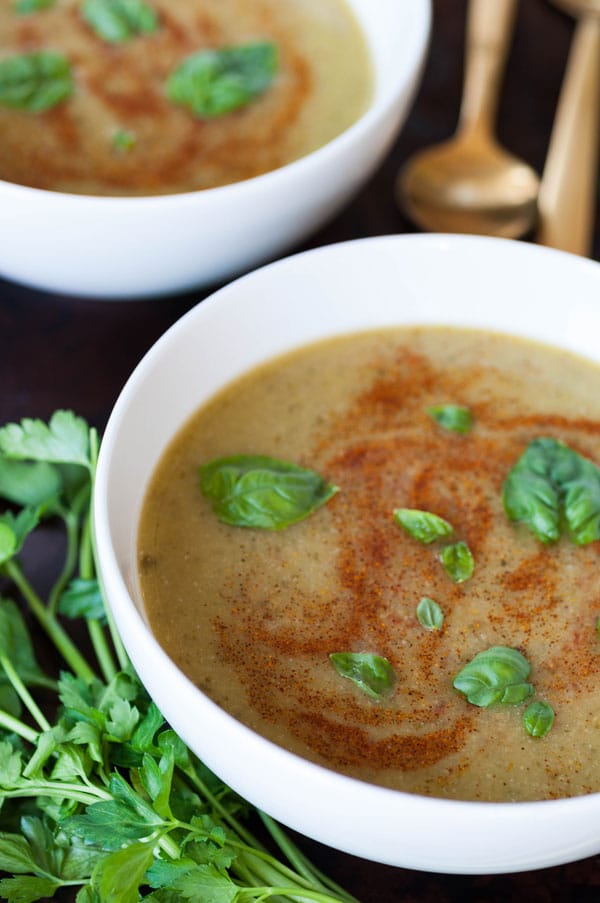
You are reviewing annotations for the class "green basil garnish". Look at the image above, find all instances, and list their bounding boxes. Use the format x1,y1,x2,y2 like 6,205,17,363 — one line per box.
453,646,534,707
439,540,474,583
503,436,600,545
14,0,55,13
416,597,444,631
166,42,277,119
0,51,73,112
329,652,395,700
522,700,555,738
427,404,473,434
81,0,158,43
199,454,338,530
112,128,136,153
393,508,453,544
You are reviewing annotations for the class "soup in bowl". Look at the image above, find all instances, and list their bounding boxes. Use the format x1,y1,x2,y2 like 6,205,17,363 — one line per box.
93,234,600,873
0,0,430,297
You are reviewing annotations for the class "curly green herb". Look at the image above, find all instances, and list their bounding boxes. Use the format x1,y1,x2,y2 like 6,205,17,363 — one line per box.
0,412,355,903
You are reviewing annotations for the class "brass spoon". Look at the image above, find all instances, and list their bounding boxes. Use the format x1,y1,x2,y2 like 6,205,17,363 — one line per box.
537,0,600,256
397,0,540,238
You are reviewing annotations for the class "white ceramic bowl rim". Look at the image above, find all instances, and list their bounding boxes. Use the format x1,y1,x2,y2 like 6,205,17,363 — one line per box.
94,234,600,874
0,1,431,207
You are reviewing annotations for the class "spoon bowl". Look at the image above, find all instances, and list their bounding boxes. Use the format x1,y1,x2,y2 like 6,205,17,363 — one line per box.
398,133,540,236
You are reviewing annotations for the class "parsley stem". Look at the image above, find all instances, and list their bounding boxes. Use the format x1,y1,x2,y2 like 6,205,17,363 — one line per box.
236,886,357,902
182,766,264,851
47,506,80,616
78,494,118,682
88,618,117,682
4,559,96,683
0,707,38,744
0,652,50,732
258,812,354,901
2,780,111,804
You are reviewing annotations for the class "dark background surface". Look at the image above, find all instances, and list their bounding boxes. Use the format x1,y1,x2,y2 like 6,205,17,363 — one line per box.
1,0,600,899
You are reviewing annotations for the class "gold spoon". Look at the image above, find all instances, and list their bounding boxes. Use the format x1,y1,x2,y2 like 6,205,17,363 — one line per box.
537,0,600,256
396,0,540,238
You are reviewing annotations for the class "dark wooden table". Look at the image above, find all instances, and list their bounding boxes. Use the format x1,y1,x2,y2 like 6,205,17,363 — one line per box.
1,1,599,899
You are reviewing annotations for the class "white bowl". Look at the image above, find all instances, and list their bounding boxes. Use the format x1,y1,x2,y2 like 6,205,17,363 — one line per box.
94,234,600,874
0,1,430,300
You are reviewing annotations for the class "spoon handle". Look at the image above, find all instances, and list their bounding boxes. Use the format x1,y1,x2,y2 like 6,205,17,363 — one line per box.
458,0,520,136
537,15,600,257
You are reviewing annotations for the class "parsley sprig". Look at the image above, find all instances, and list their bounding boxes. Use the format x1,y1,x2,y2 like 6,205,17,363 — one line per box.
0,411,356,903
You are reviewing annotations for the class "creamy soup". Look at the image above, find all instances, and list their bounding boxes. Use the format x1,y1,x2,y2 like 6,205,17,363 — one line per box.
0,0,371,195
138,328,600,802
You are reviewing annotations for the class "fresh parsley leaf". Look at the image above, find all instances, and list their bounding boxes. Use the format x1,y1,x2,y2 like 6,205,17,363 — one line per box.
81,0,159,43
0,411,91,470
0,833,38,874
0,522,17,566
416,597,444,630
199,454,338,530
58,578,106,623
0,598,48,687
0,509,41,563
0,875,61,903
523,700,555,738
166,42,277,118
62,797,163,850
0,458,62,508
439,540,474,583
90,842,155,903
0,51,73,112
427,404,473,434
503,436,600,545
0,739,24,786
146,859,197,889
393,508,453,544
453,646,534,707
329,652,395,700
164,863,238,902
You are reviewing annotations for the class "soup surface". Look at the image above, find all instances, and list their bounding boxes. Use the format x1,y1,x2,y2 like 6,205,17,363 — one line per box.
0,0,371,195
138,328,600,802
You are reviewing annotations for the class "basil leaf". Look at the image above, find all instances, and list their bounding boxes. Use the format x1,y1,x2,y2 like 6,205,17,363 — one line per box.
439,540,474,583
112,128,136,153
522,700,555,738
393,508,453,544
166,42,277,118
428,404,473,434
14,0,55,13
0,51,73,112
502,437,562,543
503,437,600,545
81,0,158,43
416,596,444,631
453,646,534,707
329,652,395,700
199,455,338,530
